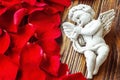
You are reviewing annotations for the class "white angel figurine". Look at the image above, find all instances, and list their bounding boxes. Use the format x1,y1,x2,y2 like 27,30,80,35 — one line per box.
62,4,115,79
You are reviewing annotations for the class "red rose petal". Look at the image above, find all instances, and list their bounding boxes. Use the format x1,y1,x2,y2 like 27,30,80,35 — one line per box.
5,49,21,65
0,28,2,35
21,43,43,66
0,8,17,32
14,8,28,26
44,4,65,14
29,11,60,35
38,39,60,56
0,29,10,54
0,0,20,7
41,28,61,40
43,0,71,14
0,55,18,80
35,2,47,7
58,63,69,77
0,7,8,15
22,0,36,6
10,24,35,50
41,55,60,76
29,7,44,14
46,63,69,80
47,0,71,7
21,65,46,80
20,2,45,14
29,10,61,45
63,73,86,80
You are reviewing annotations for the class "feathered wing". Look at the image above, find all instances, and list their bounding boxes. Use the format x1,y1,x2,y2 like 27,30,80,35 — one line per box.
97,9,115,37
62,22,75,39
62,22,86,49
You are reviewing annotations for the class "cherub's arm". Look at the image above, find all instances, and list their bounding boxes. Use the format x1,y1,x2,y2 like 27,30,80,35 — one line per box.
80,20,101,36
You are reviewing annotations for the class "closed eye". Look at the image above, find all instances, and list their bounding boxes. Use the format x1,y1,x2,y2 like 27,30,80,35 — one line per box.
83,6,85,8
77,17,79,19
79,20,81,24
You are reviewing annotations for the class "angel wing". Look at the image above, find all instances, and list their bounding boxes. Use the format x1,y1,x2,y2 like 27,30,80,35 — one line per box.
62,22,75,38
62,22,86,46
97,9,115,37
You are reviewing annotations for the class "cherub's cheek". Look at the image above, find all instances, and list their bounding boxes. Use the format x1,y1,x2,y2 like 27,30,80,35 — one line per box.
76,20,81,24
80,17,91,25
71,15,78,22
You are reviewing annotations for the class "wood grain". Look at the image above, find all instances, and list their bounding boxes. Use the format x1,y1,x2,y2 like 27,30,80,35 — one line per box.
60,0,120,80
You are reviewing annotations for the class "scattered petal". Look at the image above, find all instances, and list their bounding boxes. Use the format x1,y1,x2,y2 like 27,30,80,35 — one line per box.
0,7,8,15
0,8,17,32
38,39,60,56
0,55,18,80
5,48,21,65
22,0,36,6
44,3,66,14
21,65,46,80
29,11,60,34
9,24,36,50
0,0,20,7
41,55,60,76
46,0,71,7
0,29,10,54
14,8,28,26
58,63,69,77
46,63,69,80
35,2,47,7
20,43,43,66
63,73,86,80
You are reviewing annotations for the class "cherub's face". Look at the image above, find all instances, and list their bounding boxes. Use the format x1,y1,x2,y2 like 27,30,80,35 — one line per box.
71,10,92,26
68,4,95,26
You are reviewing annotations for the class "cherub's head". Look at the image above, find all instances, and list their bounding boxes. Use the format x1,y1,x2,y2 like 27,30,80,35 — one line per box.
68,4,95,26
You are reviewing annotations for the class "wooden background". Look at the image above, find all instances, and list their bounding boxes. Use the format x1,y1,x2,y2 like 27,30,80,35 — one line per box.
60,0,120,80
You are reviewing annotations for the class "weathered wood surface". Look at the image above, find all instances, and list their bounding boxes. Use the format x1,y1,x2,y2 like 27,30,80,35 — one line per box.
60,0,120,80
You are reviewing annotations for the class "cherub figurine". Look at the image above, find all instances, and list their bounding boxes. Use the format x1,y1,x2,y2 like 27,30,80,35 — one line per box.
62,4,115,79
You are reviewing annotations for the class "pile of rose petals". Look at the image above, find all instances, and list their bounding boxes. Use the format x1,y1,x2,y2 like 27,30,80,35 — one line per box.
0,0,86,80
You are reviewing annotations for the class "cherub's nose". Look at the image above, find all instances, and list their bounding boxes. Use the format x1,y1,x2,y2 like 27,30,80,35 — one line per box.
79,20,81,24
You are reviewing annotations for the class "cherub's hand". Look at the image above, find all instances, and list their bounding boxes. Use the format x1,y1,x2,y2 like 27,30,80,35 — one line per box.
70,31,78,40
73,26,82,34
70,26,82,40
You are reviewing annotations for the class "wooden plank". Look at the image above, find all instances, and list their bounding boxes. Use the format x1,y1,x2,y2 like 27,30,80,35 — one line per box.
60,0,120,80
